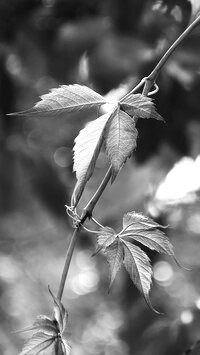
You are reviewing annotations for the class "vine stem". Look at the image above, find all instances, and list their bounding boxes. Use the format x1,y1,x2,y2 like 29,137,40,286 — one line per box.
57,166,112,300
57,14,200,301
142,14,200,95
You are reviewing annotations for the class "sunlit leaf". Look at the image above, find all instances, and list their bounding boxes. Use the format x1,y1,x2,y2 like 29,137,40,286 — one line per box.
122,240,153,306
15,315,58,336
93,211,175,308
189,0,200,22
122,229,174,255
120,94,163,121
105,106,138,181
104,237,124,288
10,85,107,117
123,211,166,231
72,109,116,206
93,227,116,255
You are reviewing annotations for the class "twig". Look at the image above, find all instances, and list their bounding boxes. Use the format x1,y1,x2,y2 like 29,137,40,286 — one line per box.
57,166,112,300
142,15,200,95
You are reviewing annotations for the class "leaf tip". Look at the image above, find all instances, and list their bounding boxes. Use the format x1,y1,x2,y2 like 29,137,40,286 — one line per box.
145,295,163,315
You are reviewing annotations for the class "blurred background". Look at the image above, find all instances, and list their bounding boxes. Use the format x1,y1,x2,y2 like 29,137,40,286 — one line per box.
1,0,200,354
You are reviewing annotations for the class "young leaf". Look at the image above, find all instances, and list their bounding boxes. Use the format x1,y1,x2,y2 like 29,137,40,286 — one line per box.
15,315,58,336
11,85,107,117
123,211,166,231
104,237,124,288
72,109,116,206
19,290,71,355
105,106,138,181
122,229,174,255
122,240,152,305
189,0,200,23
120,93,163,121
48,287,68,334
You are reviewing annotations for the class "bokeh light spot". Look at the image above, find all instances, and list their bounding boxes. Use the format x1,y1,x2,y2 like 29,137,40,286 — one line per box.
71,269,99,295
180,310,194,324
195,298,200,309
53,146,71,168
187,213,200,234
153,261,174,285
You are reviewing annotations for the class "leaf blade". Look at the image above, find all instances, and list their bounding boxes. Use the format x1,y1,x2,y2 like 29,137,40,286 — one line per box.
123,211,166,231
19,332,56,355
105,107,138,181
104,237,124,288
12,85,107,117
122,229,174,255
93,227,116,255
120,93,163,121
72,109,116,206
122,240,152,303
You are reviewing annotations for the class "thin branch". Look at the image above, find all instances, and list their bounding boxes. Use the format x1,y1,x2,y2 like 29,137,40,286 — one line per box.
81,166,112,222
82,225,98,234
57,166,112,300
57,227,80,300
120,77,146,102
143,15,200,94
91,216,104,229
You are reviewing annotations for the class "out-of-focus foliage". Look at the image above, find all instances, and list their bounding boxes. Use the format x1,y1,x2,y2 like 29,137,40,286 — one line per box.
1,0,200,355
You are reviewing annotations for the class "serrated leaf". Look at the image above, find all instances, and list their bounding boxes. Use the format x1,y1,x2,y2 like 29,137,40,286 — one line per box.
104,237,124,288
120,93,163,121
48,287,68,334
93,227,116,255
72,109,116,206
11,85,107,117
123,211,166,231
122,229,174,255
105,106,138,181
19,332,56,355
189,0,200,22
15,316,58,337
122,240,152,304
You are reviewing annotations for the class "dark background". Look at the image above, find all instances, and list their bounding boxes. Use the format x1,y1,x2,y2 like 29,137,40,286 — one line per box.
1,0,200,354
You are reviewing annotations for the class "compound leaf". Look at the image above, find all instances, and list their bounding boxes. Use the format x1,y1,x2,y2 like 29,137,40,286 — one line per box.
105,106,138,181
123,240,152,305
11,85,107,117
72,109,116,206
120,93,163,121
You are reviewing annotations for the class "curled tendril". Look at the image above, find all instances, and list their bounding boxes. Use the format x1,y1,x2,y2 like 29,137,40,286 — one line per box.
65,205,81,227
148,83,159,96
